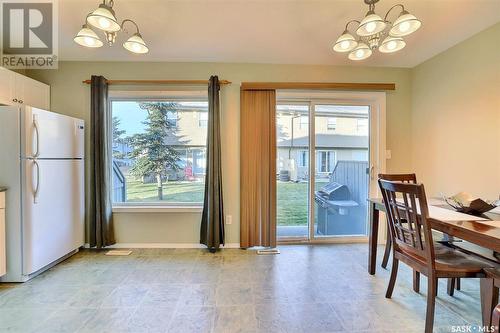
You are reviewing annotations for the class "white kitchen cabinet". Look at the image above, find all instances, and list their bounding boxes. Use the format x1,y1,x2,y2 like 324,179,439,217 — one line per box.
14,73,26,105
21,76,50,110
0,67,50,110
0,192,5,277
0,67,15,106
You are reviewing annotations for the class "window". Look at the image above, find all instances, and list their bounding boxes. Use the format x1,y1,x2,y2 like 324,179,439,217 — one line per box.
298,150,308,167
299,116,309,129
167,111,178,127
199,112,208,127
111,96,208,206
356,118,369,135
317,151,335,173
192,148,207,175
327,117,337,131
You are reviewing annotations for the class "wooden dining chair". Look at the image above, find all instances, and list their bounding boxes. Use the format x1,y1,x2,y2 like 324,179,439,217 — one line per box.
378,173,460,296
378,173,418,270
493,305,500,333
378,179,495,333
480,268,500,329
379,174,424,294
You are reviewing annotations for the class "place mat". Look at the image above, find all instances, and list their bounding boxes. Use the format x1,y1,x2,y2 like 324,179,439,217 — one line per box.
395,198,487,221
428,205,487,221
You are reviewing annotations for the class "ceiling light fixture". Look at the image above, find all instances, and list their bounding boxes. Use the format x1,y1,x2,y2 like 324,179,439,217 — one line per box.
333,0,421,61
74,24,104,48
74,0,149,54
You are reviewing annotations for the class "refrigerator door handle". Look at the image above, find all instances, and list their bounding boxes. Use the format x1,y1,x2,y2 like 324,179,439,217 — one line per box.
33,115,40,158
33,160,40,204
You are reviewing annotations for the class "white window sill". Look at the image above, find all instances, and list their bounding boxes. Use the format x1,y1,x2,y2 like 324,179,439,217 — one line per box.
112,206,203,213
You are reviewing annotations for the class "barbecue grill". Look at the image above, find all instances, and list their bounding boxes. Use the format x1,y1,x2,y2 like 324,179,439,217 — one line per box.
315,181,359,235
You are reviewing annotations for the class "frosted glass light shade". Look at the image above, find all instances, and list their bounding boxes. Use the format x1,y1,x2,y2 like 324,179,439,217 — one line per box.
390,12,421,37
123,33,149,54
87,4,121,32
333,32,358,52
379,36,406,53
74,25,103,48
356,13,386,37
348,42,372,60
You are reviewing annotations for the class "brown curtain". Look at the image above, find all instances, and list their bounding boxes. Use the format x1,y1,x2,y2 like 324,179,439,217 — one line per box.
200,76,225,252
89,75,115,248
240,90,277,248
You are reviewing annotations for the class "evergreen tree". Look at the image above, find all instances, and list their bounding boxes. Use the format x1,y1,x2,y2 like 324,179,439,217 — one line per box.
112,116,126,159
129,102,180,200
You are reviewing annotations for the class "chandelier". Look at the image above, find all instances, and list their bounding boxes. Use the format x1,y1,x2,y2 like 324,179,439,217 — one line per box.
74,0,149,54
333,0,421,61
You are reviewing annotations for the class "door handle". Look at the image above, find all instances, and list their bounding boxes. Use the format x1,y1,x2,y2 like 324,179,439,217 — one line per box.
33,115,40,158
369,164,375,180
33,160,40,204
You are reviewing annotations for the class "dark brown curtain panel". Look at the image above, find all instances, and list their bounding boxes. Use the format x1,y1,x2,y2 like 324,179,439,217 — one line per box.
89,75,115,248
240,90,277,248
200,76,225,252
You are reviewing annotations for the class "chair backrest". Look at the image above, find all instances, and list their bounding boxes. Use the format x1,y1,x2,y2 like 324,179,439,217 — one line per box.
493,305,500,332
378,173,417,184
378,179,435,267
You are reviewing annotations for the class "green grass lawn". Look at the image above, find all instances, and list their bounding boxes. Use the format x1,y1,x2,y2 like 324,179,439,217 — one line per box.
124,178,323,226
126,178,205,203
276,181,326,226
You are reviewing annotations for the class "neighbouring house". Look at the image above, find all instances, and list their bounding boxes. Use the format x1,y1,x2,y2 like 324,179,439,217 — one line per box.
276,104,369,181
112,101,209,183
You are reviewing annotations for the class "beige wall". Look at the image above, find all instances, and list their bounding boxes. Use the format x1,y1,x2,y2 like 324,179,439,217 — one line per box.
411,23,500,199
27,62,412,244
23,23,500,245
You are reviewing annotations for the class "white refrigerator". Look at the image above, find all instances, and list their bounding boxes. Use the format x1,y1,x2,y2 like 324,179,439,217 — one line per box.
0,105,84,282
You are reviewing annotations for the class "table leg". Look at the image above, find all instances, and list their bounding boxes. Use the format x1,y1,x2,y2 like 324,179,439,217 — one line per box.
368,202,379,275
480,278,498,327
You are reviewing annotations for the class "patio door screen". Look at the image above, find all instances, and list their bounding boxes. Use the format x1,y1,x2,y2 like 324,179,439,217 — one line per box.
276,91,386,242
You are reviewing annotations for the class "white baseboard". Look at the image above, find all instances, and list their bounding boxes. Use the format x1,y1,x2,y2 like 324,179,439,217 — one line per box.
100,243,241,249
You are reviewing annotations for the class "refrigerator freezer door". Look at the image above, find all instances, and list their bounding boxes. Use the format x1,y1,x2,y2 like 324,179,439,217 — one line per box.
22,159,84,275
21,107,85,159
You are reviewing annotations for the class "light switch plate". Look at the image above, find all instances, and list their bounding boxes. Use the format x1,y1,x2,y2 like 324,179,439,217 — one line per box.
385,150,392,159
225,215,232,225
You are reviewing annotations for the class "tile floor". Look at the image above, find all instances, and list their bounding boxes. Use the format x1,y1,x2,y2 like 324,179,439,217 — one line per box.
0,244,483,333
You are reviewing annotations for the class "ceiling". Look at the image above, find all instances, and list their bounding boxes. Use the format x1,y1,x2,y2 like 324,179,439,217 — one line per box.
59,0,500,67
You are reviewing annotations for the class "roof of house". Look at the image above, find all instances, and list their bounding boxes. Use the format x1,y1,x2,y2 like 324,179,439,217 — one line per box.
277,134,368,149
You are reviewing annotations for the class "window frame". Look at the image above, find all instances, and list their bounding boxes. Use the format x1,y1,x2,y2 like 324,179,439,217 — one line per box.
198,111,208,128
167,111,178,128
299,115,309,129
327,117,337,131
298,150,308,167
316,150,336,173
108,90,208,211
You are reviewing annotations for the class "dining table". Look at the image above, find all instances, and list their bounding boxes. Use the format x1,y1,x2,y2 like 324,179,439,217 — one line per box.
367,196,500,326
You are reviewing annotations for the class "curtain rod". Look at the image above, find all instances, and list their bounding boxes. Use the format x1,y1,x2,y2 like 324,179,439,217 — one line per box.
240,82,395,91
82,79,232,85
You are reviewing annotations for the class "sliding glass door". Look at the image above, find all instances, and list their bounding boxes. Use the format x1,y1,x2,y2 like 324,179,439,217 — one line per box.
313,104,369,238
276,95,380,242
276,103,310,239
